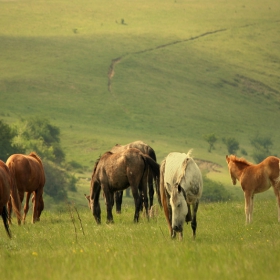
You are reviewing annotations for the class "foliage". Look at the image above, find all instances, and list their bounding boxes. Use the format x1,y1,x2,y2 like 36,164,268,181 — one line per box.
13,117,65,164
201,175,232,202
0,119,25,161
203,133,218,153
43,160,69,201
222,137,239,155
250,133,274,163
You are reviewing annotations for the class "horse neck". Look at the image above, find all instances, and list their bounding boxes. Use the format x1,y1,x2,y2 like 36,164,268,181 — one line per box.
232,161,247,180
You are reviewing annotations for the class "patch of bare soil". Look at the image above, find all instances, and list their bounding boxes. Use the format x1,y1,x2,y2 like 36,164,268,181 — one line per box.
194,158,222,173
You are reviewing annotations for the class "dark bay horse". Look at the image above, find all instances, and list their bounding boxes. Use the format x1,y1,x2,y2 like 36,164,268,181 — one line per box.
160,150,203,240
0,160,21,238
110,140,158,213
226,155,280,224
89,148,160,224
6,152,45,224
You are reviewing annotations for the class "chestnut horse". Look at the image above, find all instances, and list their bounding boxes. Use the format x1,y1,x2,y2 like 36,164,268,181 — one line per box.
0,160,21,238
89,148,160,224
160,150,203,240
110,140,158,213
6,152,45,224
226,155,280,224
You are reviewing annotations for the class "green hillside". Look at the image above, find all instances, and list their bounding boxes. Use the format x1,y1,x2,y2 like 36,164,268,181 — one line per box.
1,0,279,198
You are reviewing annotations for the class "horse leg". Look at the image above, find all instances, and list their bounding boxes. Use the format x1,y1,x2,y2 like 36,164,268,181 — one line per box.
91,182,101,224
148,170,154,209
23,192,31,224
130,186,142,223
104,190,114,223
141,169,149,221
191,201,199,240
185,203,192,223
114,191,123,214
244,191,252,224
250,194,254,223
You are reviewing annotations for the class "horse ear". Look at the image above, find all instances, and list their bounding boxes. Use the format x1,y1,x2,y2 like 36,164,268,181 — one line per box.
226,155,230,163
84,194,90,202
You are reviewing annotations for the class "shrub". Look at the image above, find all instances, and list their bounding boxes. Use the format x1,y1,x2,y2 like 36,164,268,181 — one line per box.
201,175,232,202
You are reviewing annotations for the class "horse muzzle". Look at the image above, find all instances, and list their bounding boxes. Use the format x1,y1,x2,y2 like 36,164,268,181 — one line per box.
172,225,183,233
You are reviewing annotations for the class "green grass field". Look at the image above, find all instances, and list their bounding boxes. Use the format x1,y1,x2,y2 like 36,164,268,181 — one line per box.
1,200,279,280
1,1,280,278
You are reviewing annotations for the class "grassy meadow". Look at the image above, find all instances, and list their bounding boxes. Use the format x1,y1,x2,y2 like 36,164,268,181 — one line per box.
1,0,280,278
1,200,280,280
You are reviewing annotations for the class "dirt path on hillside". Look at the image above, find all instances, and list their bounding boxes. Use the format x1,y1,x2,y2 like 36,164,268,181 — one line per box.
194,158,222,173
107,28,227,92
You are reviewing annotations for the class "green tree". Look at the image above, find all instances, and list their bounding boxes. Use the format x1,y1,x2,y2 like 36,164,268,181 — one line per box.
203,133,218,152
223,137,239,154
200,175,232,202
250,133,273,163
14,117,65,163
0,119,25,160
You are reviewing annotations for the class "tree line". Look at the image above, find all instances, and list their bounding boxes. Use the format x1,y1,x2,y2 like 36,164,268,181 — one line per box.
0,118,78,201
203,132,275,163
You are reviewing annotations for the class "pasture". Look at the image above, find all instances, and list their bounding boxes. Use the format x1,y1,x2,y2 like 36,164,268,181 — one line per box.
1,0,280,278
0,199,279,279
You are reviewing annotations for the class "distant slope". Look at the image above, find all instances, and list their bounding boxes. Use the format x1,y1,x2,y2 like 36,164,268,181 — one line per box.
1,0,279,176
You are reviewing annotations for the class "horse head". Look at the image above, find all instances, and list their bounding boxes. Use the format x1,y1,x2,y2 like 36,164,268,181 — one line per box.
168,183,188,233
226,155,237,185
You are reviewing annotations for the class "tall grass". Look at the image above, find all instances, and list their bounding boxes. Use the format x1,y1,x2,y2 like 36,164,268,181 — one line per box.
0,200,279,279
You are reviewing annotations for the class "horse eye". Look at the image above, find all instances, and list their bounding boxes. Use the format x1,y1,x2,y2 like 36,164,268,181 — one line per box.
177,204,180,208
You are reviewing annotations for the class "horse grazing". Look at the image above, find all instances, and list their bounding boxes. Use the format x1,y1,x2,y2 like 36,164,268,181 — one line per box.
6,152,46,224
160,150,203,240
110,140,158,213
89,148,160,224
226,155,280,224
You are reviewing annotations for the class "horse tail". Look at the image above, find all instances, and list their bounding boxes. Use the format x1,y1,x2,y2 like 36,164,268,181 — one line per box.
148,147,157,162
1,205,12,238
160,159,172,234
142,154,161,207
30,152,46,185
275,160,280,184
7,162,22,225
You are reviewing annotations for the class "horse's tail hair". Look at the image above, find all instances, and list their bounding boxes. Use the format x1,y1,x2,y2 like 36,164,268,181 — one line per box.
142,154,161,207
275,160,280,185
160,159,172,234
159,159,166,210
2,205,12,238
7,162,22,224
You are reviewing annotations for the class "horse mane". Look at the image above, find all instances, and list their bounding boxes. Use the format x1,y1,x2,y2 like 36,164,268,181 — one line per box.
92,151,113,175
176,149,193,185
230,155,253,166
186,149,193,158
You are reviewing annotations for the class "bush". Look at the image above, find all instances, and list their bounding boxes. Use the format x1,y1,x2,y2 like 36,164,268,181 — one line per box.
201,175,232,202
43,161,68,202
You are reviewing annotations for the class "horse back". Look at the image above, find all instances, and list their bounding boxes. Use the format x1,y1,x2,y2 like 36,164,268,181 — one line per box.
93,149,145,191
240,156,280,191
6,153,45,192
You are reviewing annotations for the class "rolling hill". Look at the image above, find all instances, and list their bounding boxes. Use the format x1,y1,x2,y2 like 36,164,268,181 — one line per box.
1,0,279,198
